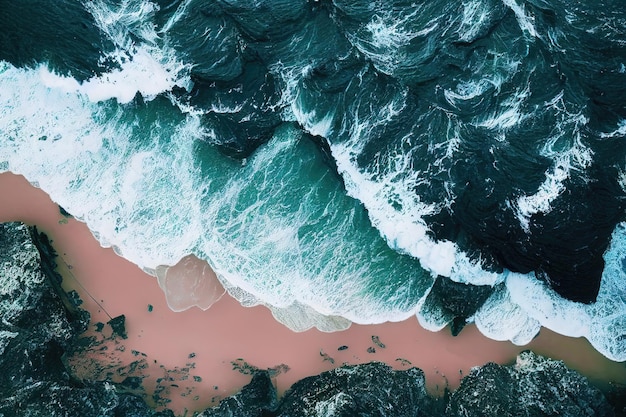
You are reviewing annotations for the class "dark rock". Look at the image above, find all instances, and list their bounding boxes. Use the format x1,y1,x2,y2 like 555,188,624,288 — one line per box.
199,353,616,417
197,371,279,417
446,362,518,416
29,226,88,326
108,314,128,339
606,383,626,416
420,276,494,336
275,362,442,417
372,335,386,348
0,222,171,417
446,351,615,417
58,206,72,217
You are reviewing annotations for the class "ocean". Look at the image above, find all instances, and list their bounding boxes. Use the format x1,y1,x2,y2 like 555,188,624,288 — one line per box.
1,0,625,362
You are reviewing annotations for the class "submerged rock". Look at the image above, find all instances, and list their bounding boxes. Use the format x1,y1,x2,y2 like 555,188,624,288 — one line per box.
0,222,171,417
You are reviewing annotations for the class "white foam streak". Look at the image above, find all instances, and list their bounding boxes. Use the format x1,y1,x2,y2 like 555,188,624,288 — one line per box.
365,10,423,50
457,0,492,42
601,119,626,139
475,282,542,345
515,159,568,232
506,273,590,338
86,0,160,50
79,0,193,103
501,0,537,38
444,79,491,105
515,94,592,231
291,92,335,138
477,84,529,130
475,221,626,361
330,122,455,277
159,0,194,34
41,49,189,104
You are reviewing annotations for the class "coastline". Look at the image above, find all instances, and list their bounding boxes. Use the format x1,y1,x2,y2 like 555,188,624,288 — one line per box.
1,171,624,415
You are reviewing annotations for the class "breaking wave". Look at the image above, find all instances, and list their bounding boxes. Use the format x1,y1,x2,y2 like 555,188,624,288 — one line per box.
0,0,625,360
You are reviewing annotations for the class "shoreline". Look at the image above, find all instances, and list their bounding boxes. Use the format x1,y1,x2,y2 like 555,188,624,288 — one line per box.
1,171,624,415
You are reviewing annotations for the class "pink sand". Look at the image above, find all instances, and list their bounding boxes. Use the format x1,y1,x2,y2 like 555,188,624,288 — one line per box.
1,171,624,415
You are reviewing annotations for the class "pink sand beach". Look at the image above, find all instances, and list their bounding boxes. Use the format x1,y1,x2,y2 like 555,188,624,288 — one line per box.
1,171,624,415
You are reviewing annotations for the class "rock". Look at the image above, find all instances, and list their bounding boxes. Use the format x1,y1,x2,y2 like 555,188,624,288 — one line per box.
0,222,172,417
606,383,626,416
446,350,615,417
200,353,617,417
275,362,443,417
197,371,278,417
421,276,494,336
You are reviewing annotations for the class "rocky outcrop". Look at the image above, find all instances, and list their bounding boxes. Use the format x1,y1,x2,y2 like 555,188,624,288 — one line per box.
447,350,615,417
198,371,279,417
202,352,617,417
0,222,172,417
420,276,494,336
276,362,442,417
200,362,443,417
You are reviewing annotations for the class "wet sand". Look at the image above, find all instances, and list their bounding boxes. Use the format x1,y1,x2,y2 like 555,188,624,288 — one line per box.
1,171,624,415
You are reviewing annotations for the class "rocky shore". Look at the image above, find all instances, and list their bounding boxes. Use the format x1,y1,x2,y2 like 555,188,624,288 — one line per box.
0,222,173,417
203,354,620,417
0,221,623,416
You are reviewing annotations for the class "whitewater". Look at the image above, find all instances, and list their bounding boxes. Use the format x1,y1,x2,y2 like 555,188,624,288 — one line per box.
0,0,625,361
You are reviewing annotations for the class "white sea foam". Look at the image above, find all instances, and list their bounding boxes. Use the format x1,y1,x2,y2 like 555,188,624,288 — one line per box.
291,90,335,138
473,222,626,361
346,7,436,76
475,281,542,345
1,0,624,361
76,0,192,104
601,119,626,139
515,159,569,232
514,93,592,231
501,0,537,38
40,47,189,104
330,138,455,277
476,84,530,131
457,0,493,42
290,83,505,287
2,58,626,359
2,60,435,331
86,0,161,50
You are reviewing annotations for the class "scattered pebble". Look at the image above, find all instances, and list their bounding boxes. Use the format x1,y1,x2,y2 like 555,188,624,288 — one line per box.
338,345,348,351
372,335,386,348
319,349,335,364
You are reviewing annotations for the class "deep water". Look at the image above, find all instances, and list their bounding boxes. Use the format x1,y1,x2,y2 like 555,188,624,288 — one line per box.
1,0,625,360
